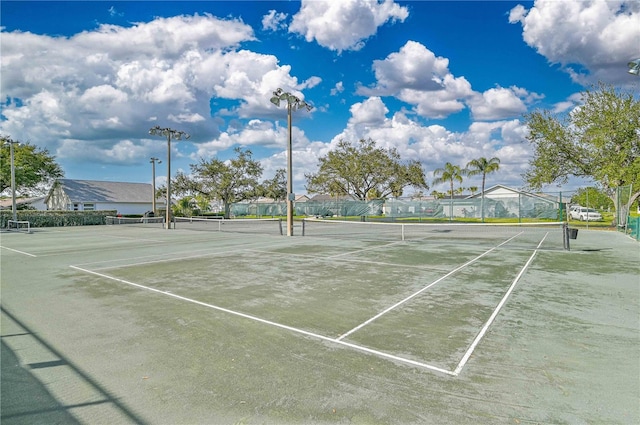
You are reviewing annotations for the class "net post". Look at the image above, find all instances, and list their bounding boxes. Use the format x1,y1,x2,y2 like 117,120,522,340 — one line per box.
279,218,284,236
558,191,563,222
563,222,570,251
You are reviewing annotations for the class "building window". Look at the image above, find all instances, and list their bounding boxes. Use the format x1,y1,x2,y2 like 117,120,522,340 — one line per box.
73,203,80,211
83,203,95,211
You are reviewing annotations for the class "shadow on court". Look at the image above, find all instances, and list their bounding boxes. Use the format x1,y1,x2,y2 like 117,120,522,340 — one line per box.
0,306,147,425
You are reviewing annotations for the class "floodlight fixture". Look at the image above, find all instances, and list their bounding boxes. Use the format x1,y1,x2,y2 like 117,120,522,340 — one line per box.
148,126,190,228
269,88,313,236
628,59,640,76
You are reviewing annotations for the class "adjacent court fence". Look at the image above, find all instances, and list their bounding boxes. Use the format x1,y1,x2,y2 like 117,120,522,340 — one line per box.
229,186,639,242
231,191,566,222
615,185,639,241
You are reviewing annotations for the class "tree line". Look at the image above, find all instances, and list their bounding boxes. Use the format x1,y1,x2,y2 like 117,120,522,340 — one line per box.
165,138,503,218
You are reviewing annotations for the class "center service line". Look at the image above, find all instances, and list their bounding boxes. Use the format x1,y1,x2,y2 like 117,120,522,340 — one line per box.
452,248,539,376
69,265,455,376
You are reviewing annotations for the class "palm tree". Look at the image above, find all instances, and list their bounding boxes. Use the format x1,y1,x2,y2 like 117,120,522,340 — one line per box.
466,157,500,222
433,162,466,221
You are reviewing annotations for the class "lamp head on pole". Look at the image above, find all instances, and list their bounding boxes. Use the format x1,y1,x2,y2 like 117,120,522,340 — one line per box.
270,88,313,112
148,126,190,140
628,58,640,76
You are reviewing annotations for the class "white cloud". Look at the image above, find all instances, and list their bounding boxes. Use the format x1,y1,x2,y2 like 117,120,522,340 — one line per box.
0,14,319,166
301,76,322,89
364,41,451,94
325,98,533,191
57,138,154,165
289,0,408,53
262,10,288,32
330,81,344,96
358,41,543,121
467,86,540,121
348,97,389,126
509,0,640,85
551,92,583,113
358,41,473,119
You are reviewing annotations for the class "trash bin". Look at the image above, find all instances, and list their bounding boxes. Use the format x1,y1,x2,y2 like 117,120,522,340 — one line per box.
567,228,578,239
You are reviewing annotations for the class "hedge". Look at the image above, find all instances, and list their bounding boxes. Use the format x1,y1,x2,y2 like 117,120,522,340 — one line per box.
0,210,117,228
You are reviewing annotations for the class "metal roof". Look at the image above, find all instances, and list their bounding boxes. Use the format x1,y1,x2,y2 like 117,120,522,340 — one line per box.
51,179,153,203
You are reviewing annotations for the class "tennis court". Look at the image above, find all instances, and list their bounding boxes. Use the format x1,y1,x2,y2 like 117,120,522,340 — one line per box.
1,220,638,424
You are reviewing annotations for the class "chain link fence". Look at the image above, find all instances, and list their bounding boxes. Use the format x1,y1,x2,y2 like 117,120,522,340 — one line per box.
231,189,566,222
229,187,639,240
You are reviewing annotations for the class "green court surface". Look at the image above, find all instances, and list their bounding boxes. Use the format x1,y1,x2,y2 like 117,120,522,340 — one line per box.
1,222,638,424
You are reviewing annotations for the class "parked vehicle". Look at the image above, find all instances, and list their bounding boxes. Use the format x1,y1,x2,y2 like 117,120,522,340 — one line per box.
570,206,602,221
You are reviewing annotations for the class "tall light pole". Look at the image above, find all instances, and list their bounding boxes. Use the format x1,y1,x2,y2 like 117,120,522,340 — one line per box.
150,157,162,215
270,88,312,236
2,138,20,222
149,126,190,229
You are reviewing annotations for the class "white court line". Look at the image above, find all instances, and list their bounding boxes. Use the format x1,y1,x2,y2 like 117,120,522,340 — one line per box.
336,232,523,341
452,231,549,375
453,249,539,375
69,265,455,376
0,245,37,257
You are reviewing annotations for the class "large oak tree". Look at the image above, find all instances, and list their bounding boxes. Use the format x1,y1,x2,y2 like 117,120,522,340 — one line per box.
173,147,263,218
305,138,429,200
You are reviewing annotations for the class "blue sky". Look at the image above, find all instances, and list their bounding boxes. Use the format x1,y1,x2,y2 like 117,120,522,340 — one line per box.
2,0,639,196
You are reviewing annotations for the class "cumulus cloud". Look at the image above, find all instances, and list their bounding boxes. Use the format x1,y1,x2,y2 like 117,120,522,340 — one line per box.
348,97,389,127
509,0,640,85
363,41,451,94
0,14,319,167
289,0,408,53
358,41,541,121
467,86,543,121
358,41,473,118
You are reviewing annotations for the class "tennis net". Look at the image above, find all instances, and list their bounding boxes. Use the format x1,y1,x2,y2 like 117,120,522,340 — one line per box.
173,217,283,236
106,216,165,227
301,218,566,249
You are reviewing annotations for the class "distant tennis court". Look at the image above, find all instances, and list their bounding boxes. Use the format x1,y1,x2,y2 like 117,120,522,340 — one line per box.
1,220,638,424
